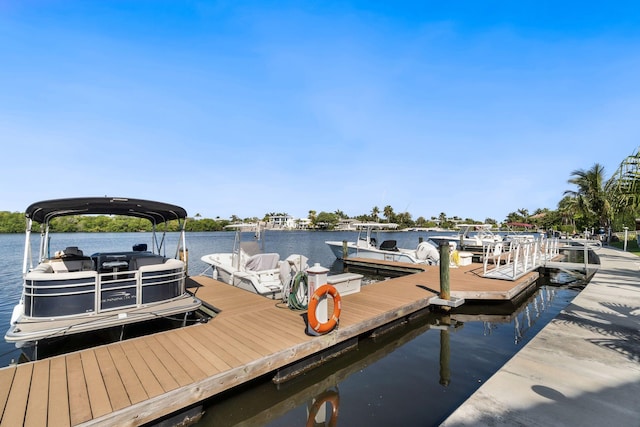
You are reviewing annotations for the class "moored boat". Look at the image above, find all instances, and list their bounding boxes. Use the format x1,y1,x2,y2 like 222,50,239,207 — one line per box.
5,197,201,346
200,224,311,300
429,224,503,252
325,222,440,265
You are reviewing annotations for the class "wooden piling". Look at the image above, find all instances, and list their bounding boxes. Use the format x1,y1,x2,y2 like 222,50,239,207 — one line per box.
342,240,348,259
439,244,451,303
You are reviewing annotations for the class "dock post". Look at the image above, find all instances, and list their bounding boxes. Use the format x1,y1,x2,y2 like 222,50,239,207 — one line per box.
342,240,348,259
419,236,423,244
307,263,329,336
439,243,451,311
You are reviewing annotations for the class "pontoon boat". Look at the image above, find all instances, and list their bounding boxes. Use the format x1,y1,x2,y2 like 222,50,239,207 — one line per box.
5,197,201,346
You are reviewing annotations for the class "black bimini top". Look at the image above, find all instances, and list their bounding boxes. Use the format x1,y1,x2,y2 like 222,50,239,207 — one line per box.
26,197,188,224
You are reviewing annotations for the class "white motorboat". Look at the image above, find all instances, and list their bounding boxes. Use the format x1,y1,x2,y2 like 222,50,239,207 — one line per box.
325,222,440,265
200,224,311,300
5,197,202,346
429,224,503,251
503,222,537,244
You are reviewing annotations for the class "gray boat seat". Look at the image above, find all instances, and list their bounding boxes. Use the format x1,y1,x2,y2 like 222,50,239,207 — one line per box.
245,253,280,271
49,246,93,272
49,258,94,272
129,254,167,270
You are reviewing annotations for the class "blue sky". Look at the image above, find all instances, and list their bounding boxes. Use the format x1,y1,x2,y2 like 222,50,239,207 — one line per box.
1,1,639,222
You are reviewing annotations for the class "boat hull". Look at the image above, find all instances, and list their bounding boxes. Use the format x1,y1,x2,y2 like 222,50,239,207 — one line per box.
326,241,430,264
5,293,201,344
201,253,284,300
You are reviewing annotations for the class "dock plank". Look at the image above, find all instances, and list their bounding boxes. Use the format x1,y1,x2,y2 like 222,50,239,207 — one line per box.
48,357,70,427
185,326,247,367
81,350,112,418
94,347,131,411
107,344,148,405
118,341,165,399
67,352,93,424
180,326,235,372
130,339,180,393
214,317,281,354
231,311,305,346
0,366,16,421
163,330,219,377
153,332,208,382
25,360,49,427
144,336,193,387
197,325,263,363
1,363,32,427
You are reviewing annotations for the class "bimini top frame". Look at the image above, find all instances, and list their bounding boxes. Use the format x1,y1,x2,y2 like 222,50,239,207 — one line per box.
23,197,188,274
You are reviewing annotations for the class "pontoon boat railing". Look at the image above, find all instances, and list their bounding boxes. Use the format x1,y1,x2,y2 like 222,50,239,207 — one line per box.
23,261,186,318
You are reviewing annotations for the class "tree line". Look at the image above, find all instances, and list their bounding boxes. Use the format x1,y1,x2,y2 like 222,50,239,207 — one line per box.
0,211,233,233
1,148,638,234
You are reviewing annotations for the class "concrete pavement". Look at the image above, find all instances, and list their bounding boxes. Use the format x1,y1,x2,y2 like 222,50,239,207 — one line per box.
441,246,640,427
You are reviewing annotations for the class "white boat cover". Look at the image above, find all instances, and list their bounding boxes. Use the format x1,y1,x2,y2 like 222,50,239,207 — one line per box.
245,253,280,271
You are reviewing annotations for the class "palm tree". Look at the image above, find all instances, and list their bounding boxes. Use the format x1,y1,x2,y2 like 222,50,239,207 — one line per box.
517,208,530,223
371,206,380,222
557,196,578,231
383,205,395,223
564,163,612,231
605,147,640,229
438,212,447,224
308,210,317,228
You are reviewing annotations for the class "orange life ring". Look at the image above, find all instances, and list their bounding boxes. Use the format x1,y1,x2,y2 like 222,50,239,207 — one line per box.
307,284,342,334
306,390,340,427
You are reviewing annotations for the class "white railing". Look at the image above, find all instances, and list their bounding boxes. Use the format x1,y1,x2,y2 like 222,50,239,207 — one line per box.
483,237,560,281
543,238,601,273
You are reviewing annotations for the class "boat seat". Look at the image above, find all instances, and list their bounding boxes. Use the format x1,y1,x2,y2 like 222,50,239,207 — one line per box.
48,258,94,273
55,246,84,258
245,253,280,271
31,263,54,274
129,254,167,270
379,240,399,252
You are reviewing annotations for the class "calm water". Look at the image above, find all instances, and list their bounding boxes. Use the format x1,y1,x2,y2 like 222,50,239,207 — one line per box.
0,231,582,426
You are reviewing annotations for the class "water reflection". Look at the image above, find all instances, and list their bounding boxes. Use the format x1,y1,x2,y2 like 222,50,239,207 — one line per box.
192,309,445,426
451,286,558,344
184,281,579,427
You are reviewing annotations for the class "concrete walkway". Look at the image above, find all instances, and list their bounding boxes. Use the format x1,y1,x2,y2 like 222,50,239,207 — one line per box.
442,246,640,426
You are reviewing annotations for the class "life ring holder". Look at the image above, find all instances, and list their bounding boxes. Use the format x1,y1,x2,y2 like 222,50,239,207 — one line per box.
306,389,340,427
307,284,342,334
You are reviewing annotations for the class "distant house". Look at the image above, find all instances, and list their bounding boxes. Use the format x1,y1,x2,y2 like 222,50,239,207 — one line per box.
335,219,359,230
267,215,295,229
296,218,311,229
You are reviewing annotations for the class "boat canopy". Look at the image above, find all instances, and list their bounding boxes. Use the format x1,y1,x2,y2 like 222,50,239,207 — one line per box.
25,197,187,225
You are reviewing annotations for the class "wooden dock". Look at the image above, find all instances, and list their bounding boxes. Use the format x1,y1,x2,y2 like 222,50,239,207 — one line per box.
0,261,539,427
